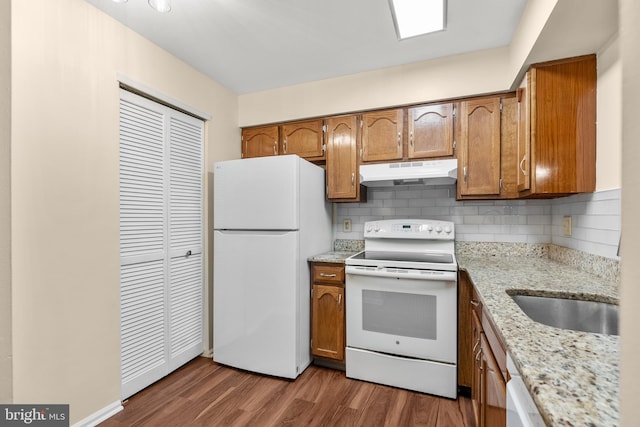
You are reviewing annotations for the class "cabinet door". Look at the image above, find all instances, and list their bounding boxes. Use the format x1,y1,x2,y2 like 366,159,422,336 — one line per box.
471,310,483,427
242,125,279,158
458,271,473,389
281,119,325,160
408,103,454,158
516,72,531,192
528,55,596,195
361,109,403,162
481,334,507,427
458,97,501,196
325,115,362,200
311,284,345,361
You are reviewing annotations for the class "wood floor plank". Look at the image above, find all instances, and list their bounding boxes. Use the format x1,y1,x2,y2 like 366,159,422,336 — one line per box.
100,357,475,427
355,384,396,426
398,392,441,426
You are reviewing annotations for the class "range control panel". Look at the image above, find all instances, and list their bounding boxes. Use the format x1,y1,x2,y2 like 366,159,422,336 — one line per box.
363,219,454,240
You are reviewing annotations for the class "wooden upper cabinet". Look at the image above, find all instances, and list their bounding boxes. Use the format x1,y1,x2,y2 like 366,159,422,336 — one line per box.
458,97,502,197
521,55,596,196
361,109,403,162
325,115,365,202
280,119,325,160
241,125,279,158
408,103,455,159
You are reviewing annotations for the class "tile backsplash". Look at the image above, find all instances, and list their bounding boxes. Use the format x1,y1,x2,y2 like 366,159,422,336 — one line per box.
334,186,621,260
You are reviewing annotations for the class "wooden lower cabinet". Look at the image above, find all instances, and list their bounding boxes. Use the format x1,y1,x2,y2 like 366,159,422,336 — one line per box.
460,270,507,427
482,333,507,427
458,271,474,389
310,263,346,366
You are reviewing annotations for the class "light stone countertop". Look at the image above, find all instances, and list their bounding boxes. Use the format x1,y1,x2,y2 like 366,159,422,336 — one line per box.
307,251,358,264
458,255,619,427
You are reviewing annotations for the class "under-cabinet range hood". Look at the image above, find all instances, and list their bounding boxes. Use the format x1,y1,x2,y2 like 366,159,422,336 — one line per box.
359,159,458,187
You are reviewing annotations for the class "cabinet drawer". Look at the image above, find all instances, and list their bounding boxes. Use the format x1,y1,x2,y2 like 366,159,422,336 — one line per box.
313,265,345,283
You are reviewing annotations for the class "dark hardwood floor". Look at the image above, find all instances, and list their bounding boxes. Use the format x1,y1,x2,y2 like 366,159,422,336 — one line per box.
101,357,475,427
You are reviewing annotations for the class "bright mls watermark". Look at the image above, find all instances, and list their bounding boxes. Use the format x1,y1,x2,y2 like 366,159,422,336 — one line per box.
0,405,68,426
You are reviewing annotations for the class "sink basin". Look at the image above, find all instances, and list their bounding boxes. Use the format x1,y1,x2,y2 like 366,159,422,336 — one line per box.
510,294,619,335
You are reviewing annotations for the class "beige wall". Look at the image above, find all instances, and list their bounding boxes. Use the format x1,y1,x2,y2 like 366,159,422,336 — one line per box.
238,46,511,126
507,0,557,82
597,35,622,191
0,0,12,404
620,0,640,423
11,0,238,422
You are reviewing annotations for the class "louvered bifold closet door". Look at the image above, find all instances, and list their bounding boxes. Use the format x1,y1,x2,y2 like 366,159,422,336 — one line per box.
119,91,168,399
119,89,204,400
167,115,204,371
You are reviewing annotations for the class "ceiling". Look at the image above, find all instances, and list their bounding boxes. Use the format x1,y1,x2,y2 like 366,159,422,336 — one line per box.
86,0,528,94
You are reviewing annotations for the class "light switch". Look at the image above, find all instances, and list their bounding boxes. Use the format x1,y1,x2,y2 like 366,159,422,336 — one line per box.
562,216,572,236
343,219,352,232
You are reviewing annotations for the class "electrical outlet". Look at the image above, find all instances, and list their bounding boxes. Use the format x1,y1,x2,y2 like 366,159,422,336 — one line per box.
343,219,352,232
562,216,572,236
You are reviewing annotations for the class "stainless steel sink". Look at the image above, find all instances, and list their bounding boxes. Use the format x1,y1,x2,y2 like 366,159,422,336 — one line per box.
510,294,619,335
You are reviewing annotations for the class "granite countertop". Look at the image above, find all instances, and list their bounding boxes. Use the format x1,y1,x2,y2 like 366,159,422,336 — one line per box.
458,255,619,426
308,251,358,264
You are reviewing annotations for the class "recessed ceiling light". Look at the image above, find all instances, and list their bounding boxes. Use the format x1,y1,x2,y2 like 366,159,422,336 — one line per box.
111,0,128,3
389,0,446,40
148,0,171,13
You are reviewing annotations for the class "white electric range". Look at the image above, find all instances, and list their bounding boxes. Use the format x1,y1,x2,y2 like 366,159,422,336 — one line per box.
345,219,458,399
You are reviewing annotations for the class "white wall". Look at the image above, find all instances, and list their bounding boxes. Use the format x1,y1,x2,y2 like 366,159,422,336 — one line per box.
551,189,620,259
11,0,238,423
335,187,620,260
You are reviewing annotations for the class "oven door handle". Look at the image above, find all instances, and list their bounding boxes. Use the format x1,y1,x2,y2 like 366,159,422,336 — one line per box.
345,265,457,281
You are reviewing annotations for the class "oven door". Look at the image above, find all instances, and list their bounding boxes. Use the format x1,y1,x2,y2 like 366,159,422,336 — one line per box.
345,266,457,364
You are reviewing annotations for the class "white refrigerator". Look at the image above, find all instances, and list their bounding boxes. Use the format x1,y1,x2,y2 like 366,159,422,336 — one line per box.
213,155,332,379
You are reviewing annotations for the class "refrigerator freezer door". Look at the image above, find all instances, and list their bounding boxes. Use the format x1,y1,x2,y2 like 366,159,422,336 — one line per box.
214,156,299,230
213,230,303,378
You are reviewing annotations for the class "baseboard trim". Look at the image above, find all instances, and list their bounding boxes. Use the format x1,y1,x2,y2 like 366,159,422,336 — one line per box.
72,400,123,427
